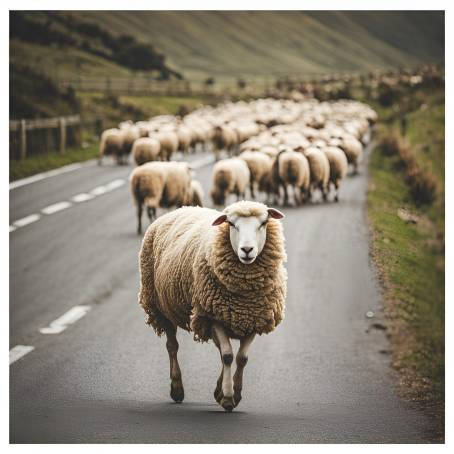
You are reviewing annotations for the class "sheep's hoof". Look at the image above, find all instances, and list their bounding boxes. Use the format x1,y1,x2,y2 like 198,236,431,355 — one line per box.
170,383,184,403
220,396,235,412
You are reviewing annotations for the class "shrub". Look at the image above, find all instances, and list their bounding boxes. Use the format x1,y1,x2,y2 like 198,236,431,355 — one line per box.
405,165,437,206
380,130,402,156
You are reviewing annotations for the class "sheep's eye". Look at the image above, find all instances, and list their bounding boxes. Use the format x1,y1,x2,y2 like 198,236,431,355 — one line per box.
228,221,238,230
260,221,268,229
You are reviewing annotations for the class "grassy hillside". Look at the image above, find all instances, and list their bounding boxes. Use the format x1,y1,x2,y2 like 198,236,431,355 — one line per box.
10,11,444,85
75,11,444,80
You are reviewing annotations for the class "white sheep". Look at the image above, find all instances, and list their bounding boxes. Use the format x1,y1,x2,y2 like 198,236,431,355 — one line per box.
138,201,287,411
210,158,250,206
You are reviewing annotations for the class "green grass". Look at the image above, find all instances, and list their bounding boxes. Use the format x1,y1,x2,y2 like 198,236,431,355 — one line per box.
10,144,98,181
119,95,211,117
367,86,444,426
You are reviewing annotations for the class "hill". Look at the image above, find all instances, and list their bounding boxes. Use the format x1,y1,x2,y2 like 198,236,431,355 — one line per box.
74,11,444,80
10,11,444,84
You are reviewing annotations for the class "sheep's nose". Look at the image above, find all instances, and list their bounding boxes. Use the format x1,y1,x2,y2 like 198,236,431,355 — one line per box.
241,246,253,254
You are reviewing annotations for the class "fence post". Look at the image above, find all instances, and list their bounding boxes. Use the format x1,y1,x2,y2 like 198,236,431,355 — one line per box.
19,119,27,160
59,117,66,154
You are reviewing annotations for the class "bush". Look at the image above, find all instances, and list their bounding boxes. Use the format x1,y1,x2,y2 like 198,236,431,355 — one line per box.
405,165,437,206
380,130,402,156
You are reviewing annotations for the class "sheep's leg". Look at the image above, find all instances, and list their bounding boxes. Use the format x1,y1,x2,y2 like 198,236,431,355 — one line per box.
250,181,255,199
137,203,143,235
283,184,289,206
233,333,255,407
165,325,184,403
334,180,340,202
211,334,224,403
212,322,234,412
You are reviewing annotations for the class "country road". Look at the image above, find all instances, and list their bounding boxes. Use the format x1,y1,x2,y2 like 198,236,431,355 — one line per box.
10,147,436,443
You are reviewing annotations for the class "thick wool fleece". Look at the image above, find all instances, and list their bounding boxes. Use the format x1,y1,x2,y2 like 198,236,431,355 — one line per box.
138,204,287,342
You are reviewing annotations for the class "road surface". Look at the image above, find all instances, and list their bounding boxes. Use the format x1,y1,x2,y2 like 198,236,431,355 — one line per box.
10,147,436,443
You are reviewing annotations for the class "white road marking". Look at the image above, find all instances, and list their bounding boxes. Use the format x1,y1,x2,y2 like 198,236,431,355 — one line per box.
72,193,95,203
13,213,41,228
39,305,91,335
10,345,35,365
10,177,127,233
104,178,125,191
41,201,72,215
90,185,107,196
9,160,96,190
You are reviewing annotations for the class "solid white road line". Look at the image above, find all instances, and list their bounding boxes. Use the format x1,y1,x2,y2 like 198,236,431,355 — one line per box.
9,345,35,365
9,225,17,232
9,160,97,190
39,305,91,334
13,213,41,228
41,201,72,215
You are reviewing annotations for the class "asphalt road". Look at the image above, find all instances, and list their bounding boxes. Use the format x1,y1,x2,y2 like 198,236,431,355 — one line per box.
10,147,437,443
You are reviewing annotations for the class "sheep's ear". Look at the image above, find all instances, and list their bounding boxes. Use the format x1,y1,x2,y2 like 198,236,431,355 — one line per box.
267,208,284,219
212,214,227,226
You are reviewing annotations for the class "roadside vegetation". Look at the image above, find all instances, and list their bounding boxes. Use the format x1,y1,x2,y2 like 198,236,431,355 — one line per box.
365,82,444,436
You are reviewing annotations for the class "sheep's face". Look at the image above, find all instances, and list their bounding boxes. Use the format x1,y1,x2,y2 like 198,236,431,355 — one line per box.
212,208,284,265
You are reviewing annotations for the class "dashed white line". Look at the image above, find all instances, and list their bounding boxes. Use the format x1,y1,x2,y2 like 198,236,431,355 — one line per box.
72,193,95,203
41,201,72,215
10,345,35,365
39,305,91,335
13,213,41,228
10,178,127,233
90,185,108,196
104,178,126,191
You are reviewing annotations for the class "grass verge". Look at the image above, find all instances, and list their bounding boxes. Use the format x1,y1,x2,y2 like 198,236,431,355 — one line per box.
10,144,98,182
367,86,444,438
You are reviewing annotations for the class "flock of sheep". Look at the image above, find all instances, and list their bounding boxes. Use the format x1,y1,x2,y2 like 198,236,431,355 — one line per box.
99,97,377,234
98,96,376,412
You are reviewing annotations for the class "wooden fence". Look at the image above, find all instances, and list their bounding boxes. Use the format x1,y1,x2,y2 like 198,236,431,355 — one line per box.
9,115,104,160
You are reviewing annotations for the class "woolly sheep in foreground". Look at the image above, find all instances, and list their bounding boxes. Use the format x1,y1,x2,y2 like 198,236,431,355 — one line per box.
238,151,272,199
129,161,192,234
210,158,250,206
322,146,348,202
132,137,161,166
138,201,287,411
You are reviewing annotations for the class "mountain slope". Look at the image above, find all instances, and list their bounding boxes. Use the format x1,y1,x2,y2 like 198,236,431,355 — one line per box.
75,10,444,80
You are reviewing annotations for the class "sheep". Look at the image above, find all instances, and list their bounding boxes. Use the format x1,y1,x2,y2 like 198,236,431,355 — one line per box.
210,158,250,206
132,137,161,166
176,125,193,155
322,146,348,202
129,161,192,234
303,147,330,202
338,135,363,174
276,149,311,206
98,128,124,165
238,151,272,199
154,131,179,161
138,200,287,411
121,125,141,164
213,125,238,160
184,179,204,207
